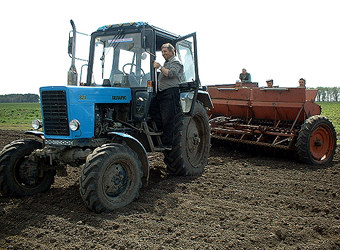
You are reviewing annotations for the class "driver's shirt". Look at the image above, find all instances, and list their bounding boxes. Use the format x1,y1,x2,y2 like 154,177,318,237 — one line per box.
158,56,184,91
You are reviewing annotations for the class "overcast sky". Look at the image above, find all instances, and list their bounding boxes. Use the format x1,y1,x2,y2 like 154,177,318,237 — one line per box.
1,0,339,94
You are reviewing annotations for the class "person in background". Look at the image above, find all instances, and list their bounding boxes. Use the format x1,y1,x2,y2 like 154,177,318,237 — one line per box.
239,68,251,83
298,78,306,87
266,79,274,88
150,43,183,150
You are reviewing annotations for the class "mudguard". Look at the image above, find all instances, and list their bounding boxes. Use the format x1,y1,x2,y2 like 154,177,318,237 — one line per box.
197,90,213,109
108,132,150,185
24,131,44,138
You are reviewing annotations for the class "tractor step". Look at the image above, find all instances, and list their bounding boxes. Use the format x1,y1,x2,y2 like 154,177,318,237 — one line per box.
154,145,172,151
148,131,163,136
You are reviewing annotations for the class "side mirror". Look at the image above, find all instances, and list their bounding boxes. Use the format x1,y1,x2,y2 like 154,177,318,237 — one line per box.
141,29,154,49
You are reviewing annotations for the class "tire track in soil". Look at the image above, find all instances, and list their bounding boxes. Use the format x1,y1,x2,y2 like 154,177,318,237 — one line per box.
0,130,339,249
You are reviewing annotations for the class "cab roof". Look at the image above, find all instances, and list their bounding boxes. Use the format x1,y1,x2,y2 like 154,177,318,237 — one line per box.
96,22,180,39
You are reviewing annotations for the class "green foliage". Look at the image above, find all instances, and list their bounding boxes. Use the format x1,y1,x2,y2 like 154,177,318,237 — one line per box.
0,103,41,130
316,87,340,102
0,94,39,103
318,102,340,136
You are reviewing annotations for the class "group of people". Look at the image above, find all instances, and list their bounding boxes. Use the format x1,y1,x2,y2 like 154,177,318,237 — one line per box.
265,78,306,88
239,68,306,88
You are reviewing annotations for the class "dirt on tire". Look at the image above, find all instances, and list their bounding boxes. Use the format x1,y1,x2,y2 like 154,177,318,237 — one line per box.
0,130,339,249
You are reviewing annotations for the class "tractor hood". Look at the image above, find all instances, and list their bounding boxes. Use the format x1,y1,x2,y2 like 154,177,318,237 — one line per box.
39,86,132,140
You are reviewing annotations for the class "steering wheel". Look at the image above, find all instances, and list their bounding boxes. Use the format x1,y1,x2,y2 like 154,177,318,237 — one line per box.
122,63,145,76
122,63,146,86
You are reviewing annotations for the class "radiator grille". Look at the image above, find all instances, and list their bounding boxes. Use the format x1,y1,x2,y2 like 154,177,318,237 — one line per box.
41,90,69,136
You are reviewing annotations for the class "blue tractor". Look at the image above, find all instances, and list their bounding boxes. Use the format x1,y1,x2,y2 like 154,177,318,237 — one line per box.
0,21,212,212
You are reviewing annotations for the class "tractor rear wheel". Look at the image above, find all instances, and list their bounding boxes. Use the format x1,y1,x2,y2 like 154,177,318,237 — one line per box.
79,143,143,213
0,139,56,196
164,102,210,175
296,115,336,165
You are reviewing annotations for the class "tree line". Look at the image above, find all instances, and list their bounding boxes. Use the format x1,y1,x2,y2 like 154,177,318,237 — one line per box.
315,87,340,102
0,94,39,103
0,88,338,103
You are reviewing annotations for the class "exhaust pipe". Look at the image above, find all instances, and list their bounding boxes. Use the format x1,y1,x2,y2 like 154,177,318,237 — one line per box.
67,19,78,86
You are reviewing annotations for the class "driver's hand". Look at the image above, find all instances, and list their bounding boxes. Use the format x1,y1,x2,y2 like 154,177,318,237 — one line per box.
153,61,161,69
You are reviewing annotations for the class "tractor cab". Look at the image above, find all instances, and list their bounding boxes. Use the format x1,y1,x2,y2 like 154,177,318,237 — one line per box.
67,22,202,123
82,22,199,89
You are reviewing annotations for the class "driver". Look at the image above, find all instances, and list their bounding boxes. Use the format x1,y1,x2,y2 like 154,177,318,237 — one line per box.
150,43,184,150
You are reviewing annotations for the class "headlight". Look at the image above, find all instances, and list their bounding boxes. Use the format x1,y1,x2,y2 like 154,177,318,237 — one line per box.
69,119,80,131
32,119,42,130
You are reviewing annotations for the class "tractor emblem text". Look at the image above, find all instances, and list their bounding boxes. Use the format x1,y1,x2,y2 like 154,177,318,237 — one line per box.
112,96,127,100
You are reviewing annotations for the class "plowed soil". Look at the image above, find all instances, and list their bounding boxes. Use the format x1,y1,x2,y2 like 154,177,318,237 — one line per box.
0,130,339,249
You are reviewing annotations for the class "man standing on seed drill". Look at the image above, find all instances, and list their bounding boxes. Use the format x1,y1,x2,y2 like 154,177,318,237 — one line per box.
239,68,251,83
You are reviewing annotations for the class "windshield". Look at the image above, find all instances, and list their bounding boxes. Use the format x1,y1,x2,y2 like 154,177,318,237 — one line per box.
91,33,151,87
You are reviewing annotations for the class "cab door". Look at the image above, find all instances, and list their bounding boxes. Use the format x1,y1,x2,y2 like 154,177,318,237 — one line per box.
175,33,200,114
175,32,199,85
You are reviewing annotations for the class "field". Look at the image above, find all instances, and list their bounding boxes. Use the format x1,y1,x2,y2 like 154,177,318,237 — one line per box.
0,102,339,249
318,102,340,136
1,102,339,139
0,103,40,130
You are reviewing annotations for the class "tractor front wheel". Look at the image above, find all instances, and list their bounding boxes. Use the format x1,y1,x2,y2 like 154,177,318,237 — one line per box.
296,115,336,165
0,139,56,196
79,143,143,213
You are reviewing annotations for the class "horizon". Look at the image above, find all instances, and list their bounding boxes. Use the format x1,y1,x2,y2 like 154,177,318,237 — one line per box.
2,85,340,96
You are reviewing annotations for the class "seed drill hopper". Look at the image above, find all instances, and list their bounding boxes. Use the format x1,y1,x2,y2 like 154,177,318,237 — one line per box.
208,84,337,165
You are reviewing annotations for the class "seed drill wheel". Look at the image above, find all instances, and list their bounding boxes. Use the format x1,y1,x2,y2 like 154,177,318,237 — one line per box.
79,143,143,213
296,115,337,165
164,102,210,176
0,139,56,196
